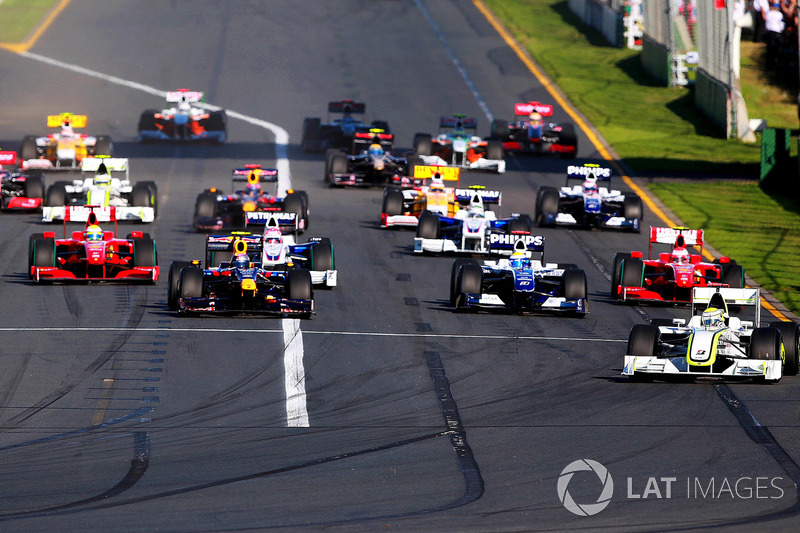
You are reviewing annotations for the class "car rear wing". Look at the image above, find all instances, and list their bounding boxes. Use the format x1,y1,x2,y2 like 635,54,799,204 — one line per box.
81,157,129,179
353,128,394,151
328,100,365,114
244,211,299,232
691,287,761,326
455,186,501,206
565,163,612,185
205,233,263,267
166,89,204,103
47,113,87,129
231,166,279,184
413,164,460,182
514,101,554,117
650,227,703,246
439,115,477,130
0,150,17,167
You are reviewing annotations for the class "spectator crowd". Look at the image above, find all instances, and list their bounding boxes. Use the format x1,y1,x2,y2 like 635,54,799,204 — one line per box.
748,0,799,74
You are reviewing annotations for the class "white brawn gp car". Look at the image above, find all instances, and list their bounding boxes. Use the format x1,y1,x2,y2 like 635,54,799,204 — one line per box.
623,287,799,383
42,157,156,223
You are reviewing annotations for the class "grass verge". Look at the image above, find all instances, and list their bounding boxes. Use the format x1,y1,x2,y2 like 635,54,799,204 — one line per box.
0,0,61,44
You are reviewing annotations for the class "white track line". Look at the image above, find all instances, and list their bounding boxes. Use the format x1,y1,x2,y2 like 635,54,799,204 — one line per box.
19,50,306,427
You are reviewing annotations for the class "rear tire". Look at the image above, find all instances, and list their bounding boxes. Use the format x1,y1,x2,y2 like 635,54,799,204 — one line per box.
563,269,587,300
24,173,45,200
132,182,153,208
535,187,559,226
623,193,643,230
20,135,38,161
138,109,158,132
382,188,404,216
301,117,321,152
45,182,68,207
310,238,334,271
620,257,645,288
133,238,157,268
413,133,432,156
284,193,306,231
490,119,509,138
486,139,503,160
194,192,217,219
722,264,744,288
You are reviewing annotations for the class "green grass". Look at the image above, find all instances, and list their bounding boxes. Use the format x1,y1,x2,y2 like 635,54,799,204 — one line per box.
483,0,800,315
0,0,61,43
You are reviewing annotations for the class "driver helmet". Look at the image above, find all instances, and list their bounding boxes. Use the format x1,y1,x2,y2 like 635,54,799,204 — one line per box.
468,201,484,216
529,112,542,122
93,163,111,186
509,251,529,269
84,224,103,241
670,247,690,264
368,143,384,158
264,227,283,245
233,253,250,269
701,307,725,329
429,174,445,192
582,179,598,195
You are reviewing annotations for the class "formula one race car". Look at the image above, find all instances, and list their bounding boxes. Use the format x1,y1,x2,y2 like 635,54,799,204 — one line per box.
42,157,157,223
450,239,588,316
611,226,745,304
623,287,799,383
324,140,416,187
413,188,538,256
168,235,314,317
301,100,393,153
193,165,309,233
380,165,464,228
536,163,642,231
28,208,158,283
138,89,227,144
413,115,505,173
20,113,112,171
490,101,577,158
0,150,45,211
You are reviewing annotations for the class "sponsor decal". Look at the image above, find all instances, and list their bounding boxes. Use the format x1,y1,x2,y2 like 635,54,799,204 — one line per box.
567,165,612,178
489,234,544,247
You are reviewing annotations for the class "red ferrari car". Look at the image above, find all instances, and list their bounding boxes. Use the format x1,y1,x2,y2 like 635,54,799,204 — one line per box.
28,207,159,283
611,226,744,304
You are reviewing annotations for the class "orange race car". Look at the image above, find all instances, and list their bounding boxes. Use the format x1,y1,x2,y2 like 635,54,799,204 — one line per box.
20,113,112,170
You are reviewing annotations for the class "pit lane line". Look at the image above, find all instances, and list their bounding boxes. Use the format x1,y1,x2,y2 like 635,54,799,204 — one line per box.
12,50,304,427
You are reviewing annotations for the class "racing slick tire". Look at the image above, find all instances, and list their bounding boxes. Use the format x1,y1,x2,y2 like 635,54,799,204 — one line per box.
24,173,45,200
506,217,532,234
45,182,68,207
301,118,321,152
416,211,441,239
413,133,432,156
486,139,503,161
623,193,643,231
140,181,159,217
381,188,404,217
20,135,38,161
490,119,509,139
722,263,745,288
327,151,348,180
563,268,588,299
132,238,157,269
769,321,800,376
454,264,482,310
611,252,631,299
206,110,227,129
178,266,204,300
28,233,45,277
93,135,113,157
620,257,645,289
535,186,559,226
31,237,56,281
627,324,660,381
286,268,313,300
284,192,307,233
132,182,155,209
450,258,481,307
406,155,424,179
168,261,192,310
310,238,334,272
558,124,578,158
750,328,783,382
194,192,217,219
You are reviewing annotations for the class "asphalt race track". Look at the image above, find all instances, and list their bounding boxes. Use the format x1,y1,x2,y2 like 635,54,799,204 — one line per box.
0,1,798,531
